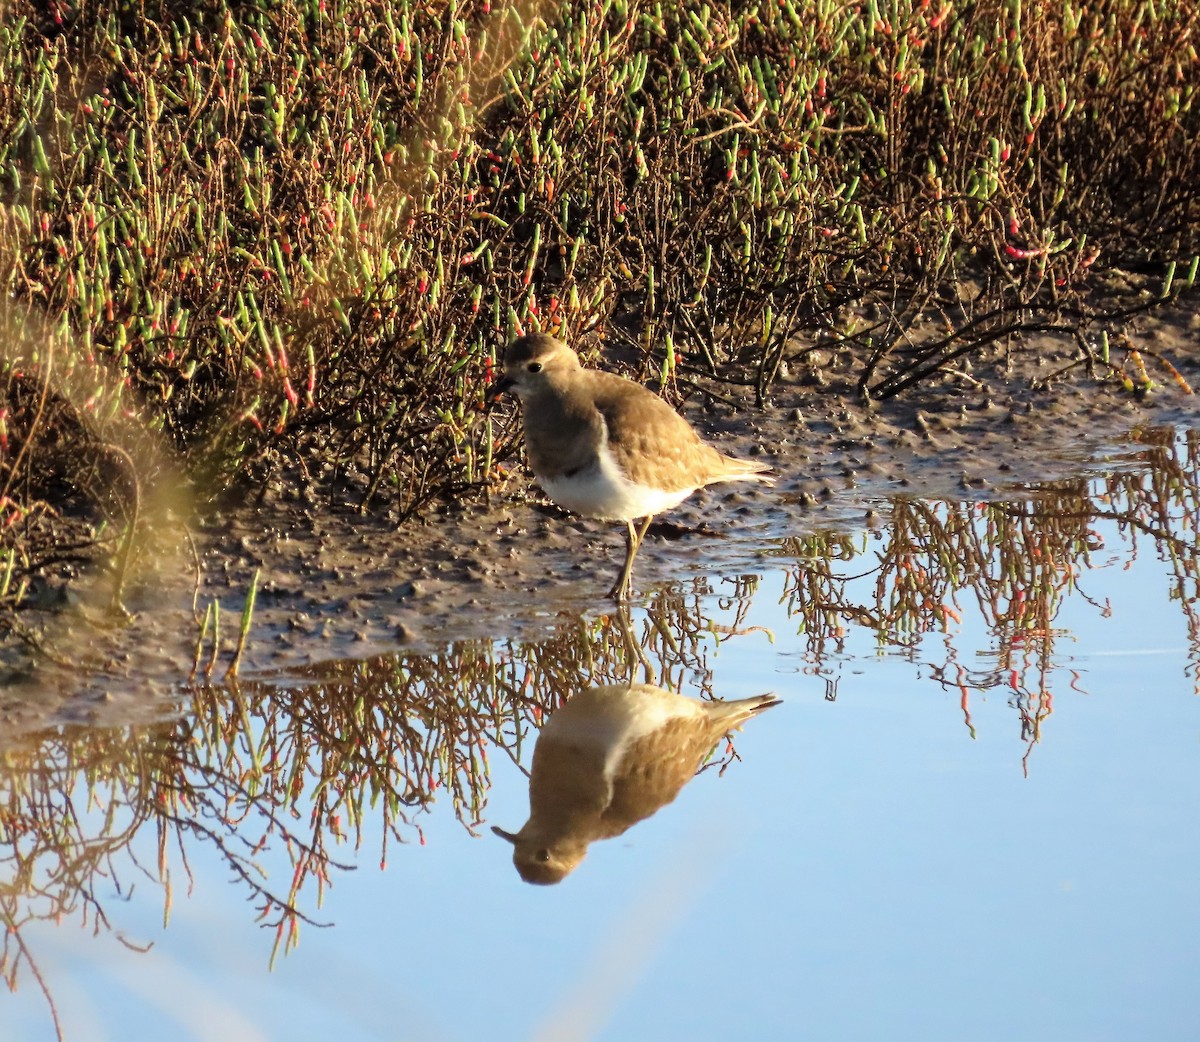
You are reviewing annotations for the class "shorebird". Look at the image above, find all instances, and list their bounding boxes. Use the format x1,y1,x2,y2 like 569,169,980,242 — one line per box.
492,333,774,599
492,683,781,884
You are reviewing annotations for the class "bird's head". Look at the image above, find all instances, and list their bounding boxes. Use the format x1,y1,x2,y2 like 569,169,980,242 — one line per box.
489,334,581,403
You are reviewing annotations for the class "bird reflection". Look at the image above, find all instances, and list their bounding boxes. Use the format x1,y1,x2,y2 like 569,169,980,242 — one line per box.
492,682,780,884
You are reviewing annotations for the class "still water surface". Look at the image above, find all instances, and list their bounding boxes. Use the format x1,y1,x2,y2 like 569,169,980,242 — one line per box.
4,428,1199,1041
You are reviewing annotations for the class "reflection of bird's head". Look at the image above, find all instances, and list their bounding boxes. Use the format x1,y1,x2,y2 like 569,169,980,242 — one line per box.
492,826,586,885
494,334,581,401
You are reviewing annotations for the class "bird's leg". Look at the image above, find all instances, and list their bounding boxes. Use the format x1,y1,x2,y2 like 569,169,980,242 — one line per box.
607,521,639,600
608,516,655,600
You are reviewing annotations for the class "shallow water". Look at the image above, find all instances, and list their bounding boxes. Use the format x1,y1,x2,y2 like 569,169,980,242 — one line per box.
4,427,1200,1041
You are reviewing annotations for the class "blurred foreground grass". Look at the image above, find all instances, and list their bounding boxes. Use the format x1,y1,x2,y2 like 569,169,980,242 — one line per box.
0,0,1196,612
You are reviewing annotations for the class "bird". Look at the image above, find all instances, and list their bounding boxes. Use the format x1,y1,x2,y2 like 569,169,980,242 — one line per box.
491,333,774,599
491,682,781,884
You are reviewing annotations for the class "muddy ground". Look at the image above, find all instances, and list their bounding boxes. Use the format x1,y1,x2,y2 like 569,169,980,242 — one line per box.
1,295,1197,742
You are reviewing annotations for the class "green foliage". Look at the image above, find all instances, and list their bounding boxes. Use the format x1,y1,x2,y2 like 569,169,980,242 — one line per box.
0,0,1195,570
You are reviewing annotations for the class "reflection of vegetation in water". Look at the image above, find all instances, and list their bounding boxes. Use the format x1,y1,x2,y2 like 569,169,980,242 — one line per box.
778,427,1200,760
0,584,761,1026
1112,428,1200,685
6,430,1200,1030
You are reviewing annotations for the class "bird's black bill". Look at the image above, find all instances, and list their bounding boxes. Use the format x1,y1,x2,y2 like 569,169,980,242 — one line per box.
486,375,515,407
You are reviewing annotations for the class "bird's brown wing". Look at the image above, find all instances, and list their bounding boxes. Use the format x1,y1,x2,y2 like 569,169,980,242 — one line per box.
589,371,724,491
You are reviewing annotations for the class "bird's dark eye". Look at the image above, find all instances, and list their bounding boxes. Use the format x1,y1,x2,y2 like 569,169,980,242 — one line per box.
536,849,551,863
526,362,543,373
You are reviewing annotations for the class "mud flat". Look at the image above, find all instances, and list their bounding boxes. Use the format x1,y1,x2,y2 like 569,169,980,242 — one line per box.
1,301,1197,742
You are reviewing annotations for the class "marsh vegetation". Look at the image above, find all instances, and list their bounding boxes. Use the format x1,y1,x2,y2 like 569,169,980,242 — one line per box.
0,0,1196,621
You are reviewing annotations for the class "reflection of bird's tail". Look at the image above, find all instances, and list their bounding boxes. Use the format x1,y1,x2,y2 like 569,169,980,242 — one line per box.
708,693,782,732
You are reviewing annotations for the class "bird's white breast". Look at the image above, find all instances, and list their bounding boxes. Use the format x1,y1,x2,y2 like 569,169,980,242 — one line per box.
540,444,693,521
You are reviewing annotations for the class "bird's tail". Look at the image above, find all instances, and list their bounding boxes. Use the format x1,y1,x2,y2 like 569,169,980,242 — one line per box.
716,454,776,486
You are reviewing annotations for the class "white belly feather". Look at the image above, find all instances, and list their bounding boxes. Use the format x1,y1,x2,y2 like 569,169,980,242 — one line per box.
540,444,692,521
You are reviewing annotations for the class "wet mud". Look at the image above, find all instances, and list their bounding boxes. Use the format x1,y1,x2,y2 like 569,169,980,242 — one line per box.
1,301,1198,743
